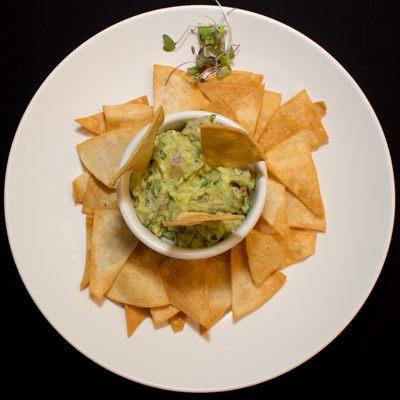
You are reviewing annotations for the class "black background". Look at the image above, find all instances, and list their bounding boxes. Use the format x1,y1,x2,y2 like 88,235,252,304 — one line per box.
1,0,399,397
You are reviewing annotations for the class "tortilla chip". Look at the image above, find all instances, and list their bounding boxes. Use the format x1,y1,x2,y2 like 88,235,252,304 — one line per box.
266,131,325,218
199,325,209,336
206,70,264,86
231,241,286,319
254,91,282,142
286,190,326,231
150,305,179,325
254,217,277,234
202,101,237,120
110,106,165,185
126,96,149,106
164,211,245,227
75,112,107,135
160,259,211,329
80,216,93,290
75,96,149,135
89,210,138,298
200,124,265,168
198,82,264,134
103,103,153,131
77,126,142,188
169,312,187,333
313,101,327,119
107,243,168,307
72,171,91,203
261,177,290,237
153,64,209,114
259,90,329,151
214,250,231,263
81,175,118,215
206,257,232,328
125,305,148,337
245,229,287,286
197,86,237,120
284,228,317,265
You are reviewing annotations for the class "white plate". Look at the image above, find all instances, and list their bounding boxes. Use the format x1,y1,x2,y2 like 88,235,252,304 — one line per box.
4,5,395,393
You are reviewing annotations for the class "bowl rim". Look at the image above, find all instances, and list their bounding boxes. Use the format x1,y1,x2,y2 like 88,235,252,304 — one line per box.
117,110,267,260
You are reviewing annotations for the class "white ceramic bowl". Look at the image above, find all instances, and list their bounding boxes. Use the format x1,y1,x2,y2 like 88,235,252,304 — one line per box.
117,111,267,259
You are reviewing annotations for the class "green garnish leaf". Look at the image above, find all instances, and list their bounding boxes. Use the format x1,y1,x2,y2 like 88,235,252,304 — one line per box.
198,25,220,48
216,66,231,79
187,66,200,78
218,53,230,68
162,34,176,52
161,4,238,82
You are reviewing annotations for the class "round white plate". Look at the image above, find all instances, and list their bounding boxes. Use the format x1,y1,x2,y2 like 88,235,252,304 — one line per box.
4,5,395,392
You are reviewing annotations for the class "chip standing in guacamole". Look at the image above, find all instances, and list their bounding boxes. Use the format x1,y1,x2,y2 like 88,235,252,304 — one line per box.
130,116,256,248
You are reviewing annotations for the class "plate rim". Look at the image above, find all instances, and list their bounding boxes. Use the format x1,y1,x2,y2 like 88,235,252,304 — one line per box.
4,5,396,393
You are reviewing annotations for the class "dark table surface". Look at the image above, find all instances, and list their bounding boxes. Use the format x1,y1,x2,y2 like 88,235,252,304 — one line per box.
2,0,399,397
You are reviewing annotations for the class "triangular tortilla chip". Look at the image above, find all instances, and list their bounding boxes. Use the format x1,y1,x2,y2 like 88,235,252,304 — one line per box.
82,175,118,215
201,101,237,120
283,228,317,265
72,171,91,203
196,83,238,121
251,225,317,268
130,96,149,105
107,243,168,307
103,103,153,131
261,177,290,237
80,216,93,290
75,96,149,135
206,257,232,328
153,64,209,114
111,106,165,185
254,90,282,142
200,124,265,168
75,112,106,135
164,211,245,227
125,305,148,337
169,312,187,333
89,210,138,298
206,70,264,86
259,90,329,151
245,229,287,286
198,82,264,134
150,305,179,325
231,241,286,319
77,127,141,188
286,190,326,231
266,131,325,218
254,217,277,234
313,101,327,119
160,258,211,329
222,83,264,134
213,250,231,263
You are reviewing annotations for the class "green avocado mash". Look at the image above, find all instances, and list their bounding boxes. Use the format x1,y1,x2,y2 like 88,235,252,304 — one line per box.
130,116,256,248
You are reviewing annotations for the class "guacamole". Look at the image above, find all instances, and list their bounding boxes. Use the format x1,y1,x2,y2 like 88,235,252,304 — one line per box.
130,116,256,248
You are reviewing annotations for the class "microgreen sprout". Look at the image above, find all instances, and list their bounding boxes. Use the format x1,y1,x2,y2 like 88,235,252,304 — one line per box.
162,1,239,82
